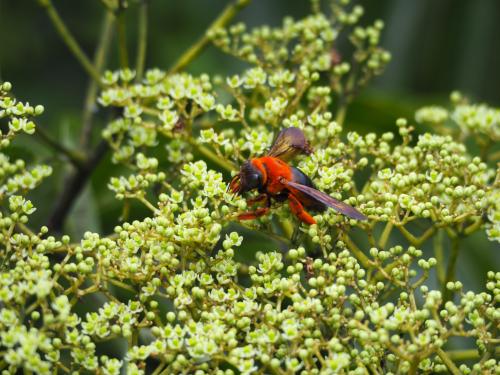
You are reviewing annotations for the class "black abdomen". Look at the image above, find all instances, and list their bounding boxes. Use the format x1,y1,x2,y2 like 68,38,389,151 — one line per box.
290,167,327,212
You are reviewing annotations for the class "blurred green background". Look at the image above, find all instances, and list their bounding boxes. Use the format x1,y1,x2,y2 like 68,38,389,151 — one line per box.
0,0,498,293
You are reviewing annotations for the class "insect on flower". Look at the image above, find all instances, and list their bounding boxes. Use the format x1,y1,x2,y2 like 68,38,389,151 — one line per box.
229,127,367,225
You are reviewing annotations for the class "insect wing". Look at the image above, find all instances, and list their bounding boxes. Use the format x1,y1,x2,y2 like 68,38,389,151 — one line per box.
284,180,367,220
267,127,312,161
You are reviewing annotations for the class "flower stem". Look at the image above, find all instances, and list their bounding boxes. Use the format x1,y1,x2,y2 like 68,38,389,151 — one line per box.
169,0,252,73
106,277,137,293
378,221,393,249
335,104,347,126
408,356,420,375
436,348,461,375
38,0,102,84
16,223,36,237
280,219,294,240
117,12,129,68
80,10,115,150
186,137,236,172
137,195,159,213
446,349,479,361
397,224,435,246
343,234,371,269
442,234,460,303
463,217,483,235
434,229,446,287
151,363,166,375
135,0,149,81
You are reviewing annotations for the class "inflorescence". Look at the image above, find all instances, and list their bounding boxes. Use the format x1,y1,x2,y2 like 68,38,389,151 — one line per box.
0,0,499,374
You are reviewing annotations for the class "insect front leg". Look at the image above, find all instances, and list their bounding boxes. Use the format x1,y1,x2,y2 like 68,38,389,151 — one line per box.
237,194,271,221
237,207,270,221
246,193,268,206
288,194,316,225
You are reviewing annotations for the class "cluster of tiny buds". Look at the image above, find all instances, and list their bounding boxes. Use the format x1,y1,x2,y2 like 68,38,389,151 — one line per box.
1,81,44,148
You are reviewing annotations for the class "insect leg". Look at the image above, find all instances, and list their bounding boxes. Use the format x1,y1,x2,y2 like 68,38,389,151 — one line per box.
274,191,289,203
237,207,270,221
237,195,271,221
246,193,268,206
228,174,241,193
288,194,316,225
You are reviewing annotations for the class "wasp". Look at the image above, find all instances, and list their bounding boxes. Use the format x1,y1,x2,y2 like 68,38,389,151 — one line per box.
229,127,367,225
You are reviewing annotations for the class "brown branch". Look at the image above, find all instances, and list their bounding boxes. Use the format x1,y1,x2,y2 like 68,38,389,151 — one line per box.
47,140,108,233
35,124,86,168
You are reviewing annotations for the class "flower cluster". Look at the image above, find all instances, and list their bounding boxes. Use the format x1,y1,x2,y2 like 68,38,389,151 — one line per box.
415,93,500,154
0,0,499,374
0,83,52,200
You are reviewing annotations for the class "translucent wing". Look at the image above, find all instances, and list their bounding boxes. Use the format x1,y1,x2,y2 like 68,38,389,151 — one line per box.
283,179,367,221
267,127,312,161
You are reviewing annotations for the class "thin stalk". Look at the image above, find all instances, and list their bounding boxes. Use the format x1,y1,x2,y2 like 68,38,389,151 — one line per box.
397,224,419,245
186,137,236,172
398,225,435,246
436,348,461,375
335,104,347,126
463,217,484,235
169,0,252,73
56,362,70,373
378,221,393,249
38,0,101,83
117,12,129,68
417,225,436,244
137,196,159,213
442,235,460,303
372,261,398,283
80,11,115,150
129,327,138,348
408,356,420,375
343,234,371,269
434,229,446,287
135,0,148,81
151,363,166,375
334,65,357,126
16,223,36,237
446,349,479,361
106,277,137,293
279,219,294,240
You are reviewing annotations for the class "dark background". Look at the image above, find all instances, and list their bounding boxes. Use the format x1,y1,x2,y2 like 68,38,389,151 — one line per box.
0,0,498,293
2,1,499,105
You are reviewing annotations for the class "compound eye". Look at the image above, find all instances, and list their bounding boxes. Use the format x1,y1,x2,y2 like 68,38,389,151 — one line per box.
247,173,261,189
